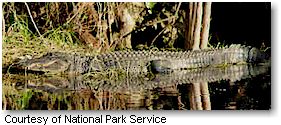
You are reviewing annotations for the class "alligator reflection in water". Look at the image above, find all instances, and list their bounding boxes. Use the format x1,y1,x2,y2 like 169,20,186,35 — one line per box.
2,64,270,110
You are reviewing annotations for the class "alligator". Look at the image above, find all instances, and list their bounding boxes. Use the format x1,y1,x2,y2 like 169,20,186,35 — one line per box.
11,63,270,93
8,44,269,74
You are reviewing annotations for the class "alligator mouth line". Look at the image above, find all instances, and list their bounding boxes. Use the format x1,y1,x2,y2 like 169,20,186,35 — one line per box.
28,59,70,73
7,57,70,74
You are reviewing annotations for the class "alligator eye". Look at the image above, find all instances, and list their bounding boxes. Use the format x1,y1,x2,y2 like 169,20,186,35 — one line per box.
15,82,24,87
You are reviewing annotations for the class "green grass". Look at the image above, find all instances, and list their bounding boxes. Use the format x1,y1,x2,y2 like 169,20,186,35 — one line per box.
2,19,93,67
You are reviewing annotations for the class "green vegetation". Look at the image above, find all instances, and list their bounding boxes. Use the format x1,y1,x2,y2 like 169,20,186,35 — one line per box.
2,2,190,83
2,2,270,110
3,2,187,66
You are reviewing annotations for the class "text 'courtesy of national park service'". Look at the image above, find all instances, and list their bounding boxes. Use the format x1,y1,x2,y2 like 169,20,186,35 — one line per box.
4,114,167,125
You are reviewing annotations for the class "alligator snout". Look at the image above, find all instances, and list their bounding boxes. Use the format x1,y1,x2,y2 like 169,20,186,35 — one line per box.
10,53,71,74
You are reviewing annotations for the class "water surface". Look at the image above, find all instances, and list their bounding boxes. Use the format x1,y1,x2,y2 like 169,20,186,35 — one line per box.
2,64,271,110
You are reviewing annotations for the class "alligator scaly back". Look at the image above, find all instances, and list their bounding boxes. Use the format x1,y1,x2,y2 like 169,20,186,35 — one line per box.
9,44,269,74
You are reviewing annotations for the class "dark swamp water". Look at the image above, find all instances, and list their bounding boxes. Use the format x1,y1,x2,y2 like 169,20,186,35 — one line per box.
2,64,271,110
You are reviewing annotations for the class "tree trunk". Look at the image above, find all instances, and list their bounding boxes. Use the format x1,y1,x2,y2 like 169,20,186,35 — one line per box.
190,2,197,49
184,2,212,110
192,2,203,50
184,2,193,49
185,2,211,50
119,8,134,49
200,2,212,49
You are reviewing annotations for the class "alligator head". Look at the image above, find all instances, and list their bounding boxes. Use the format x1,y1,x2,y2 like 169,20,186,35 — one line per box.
10,52,71,74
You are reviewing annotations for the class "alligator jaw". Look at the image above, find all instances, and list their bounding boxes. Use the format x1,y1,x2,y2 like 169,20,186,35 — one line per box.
10,53,71,74
25,59,70,73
